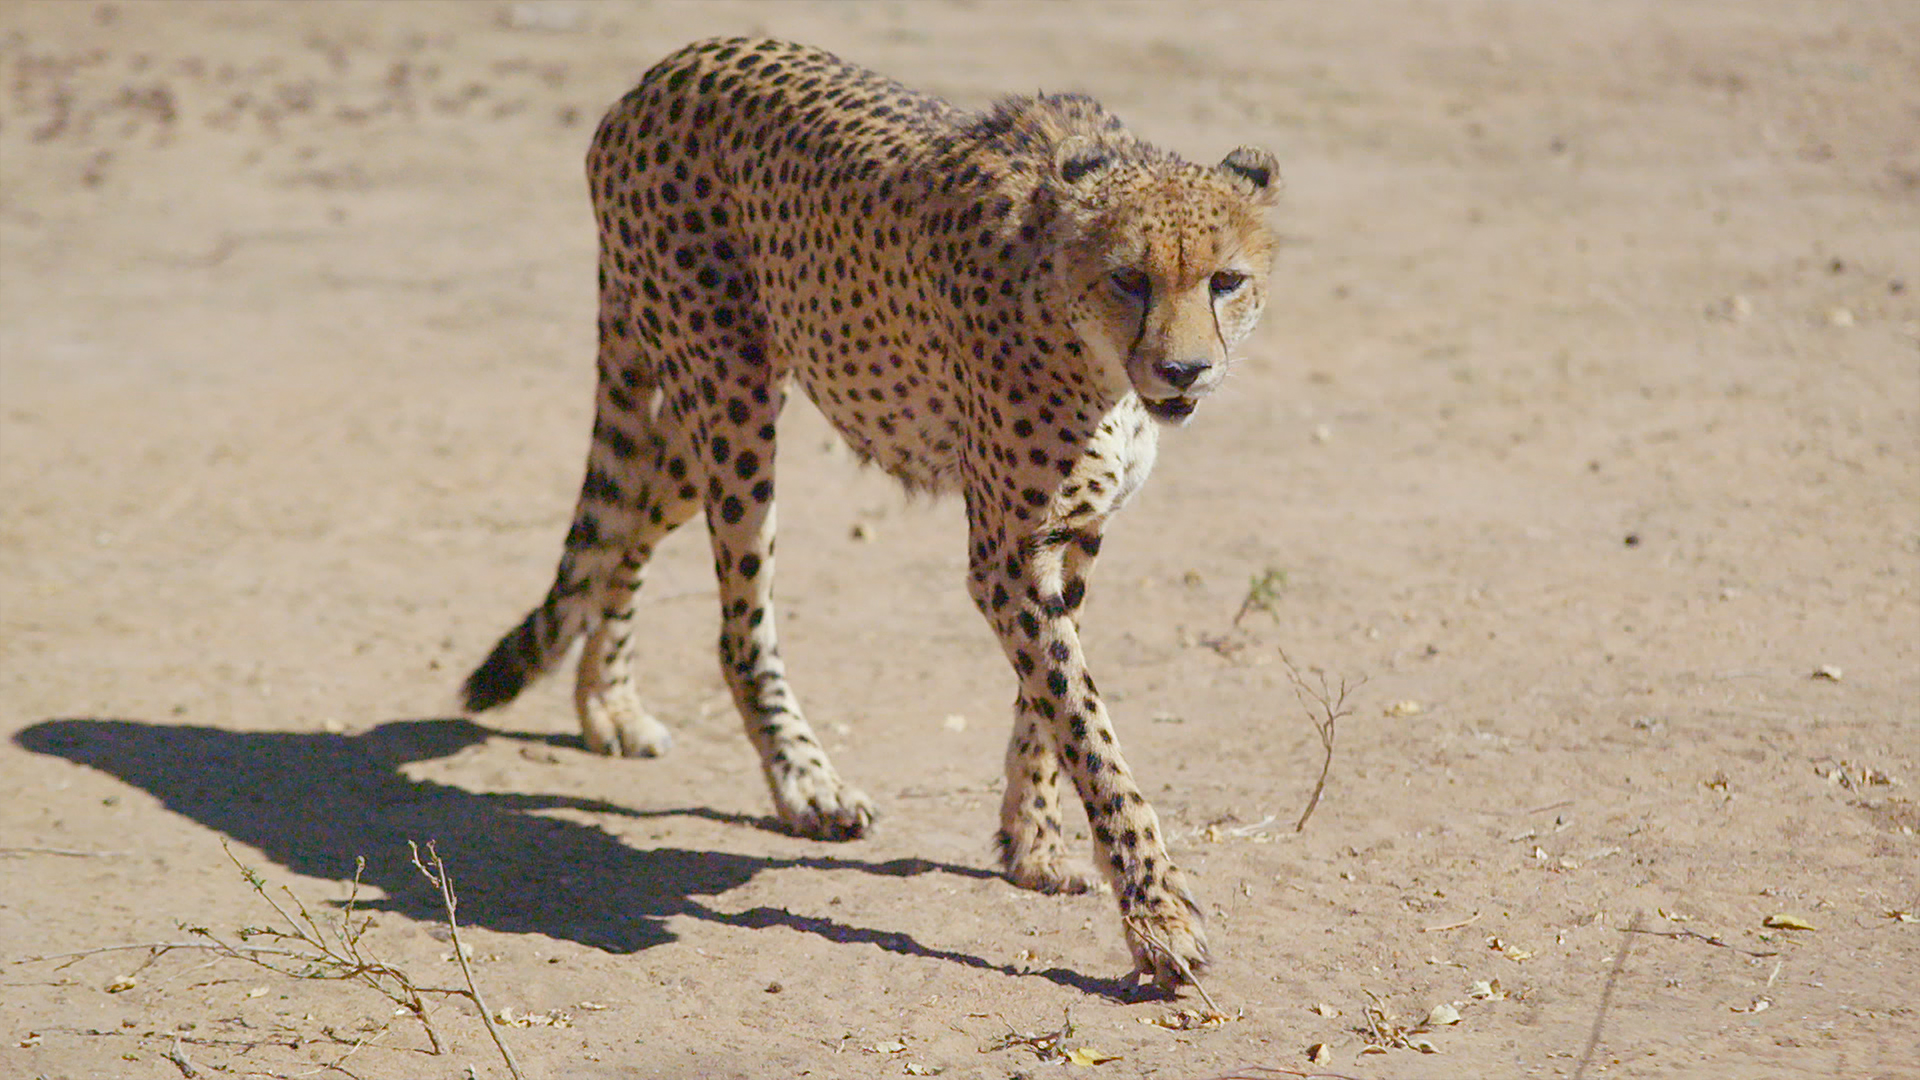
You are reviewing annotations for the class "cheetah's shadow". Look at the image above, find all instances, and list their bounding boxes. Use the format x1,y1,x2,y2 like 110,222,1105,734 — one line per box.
16,717,1131,997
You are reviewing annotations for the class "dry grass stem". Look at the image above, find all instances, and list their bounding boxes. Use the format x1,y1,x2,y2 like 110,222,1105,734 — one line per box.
979,1005,1074,1060
1623,923,1779,958
209,840,452,1055
1125,916,1228,1017
10,839,531,1078
164,1035,200,1078
1359,988,1396,1047
409,839,526,1080
1192,1066,1374,1080
9,940,309,968
1278,650,1363,832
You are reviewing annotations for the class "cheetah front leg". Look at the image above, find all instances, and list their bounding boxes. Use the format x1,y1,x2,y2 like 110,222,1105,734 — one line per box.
689,371,874,841
969,522,1208,989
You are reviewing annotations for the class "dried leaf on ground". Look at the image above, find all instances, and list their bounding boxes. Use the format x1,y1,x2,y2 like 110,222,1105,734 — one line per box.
1486,934,1533,960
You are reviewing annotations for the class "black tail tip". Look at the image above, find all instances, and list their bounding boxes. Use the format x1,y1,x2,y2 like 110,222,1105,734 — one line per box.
461,636,530,713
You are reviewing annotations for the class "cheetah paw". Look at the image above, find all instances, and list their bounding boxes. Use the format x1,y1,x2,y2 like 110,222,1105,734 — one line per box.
771,768,874,841
1122,877,1211,991
578,691,673,758
1001,845,1101,896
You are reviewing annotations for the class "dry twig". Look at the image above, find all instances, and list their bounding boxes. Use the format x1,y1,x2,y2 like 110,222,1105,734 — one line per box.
291,1021,395,1079
409,839,525,1080
1192,1067,1373,1080
1623,923,1779,958
1359,987,1398,1048
979,1005,1074,1060
205,840,451,1055
164,1035,200,1078
11,840,530,1079
12,940,342,968
1125,916,1228,1017
1278,650,1363,832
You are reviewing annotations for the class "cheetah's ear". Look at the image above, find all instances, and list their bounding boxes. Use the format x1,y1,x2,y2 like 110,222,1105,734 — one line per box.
1055,135,1112,186
1216,146,1281,207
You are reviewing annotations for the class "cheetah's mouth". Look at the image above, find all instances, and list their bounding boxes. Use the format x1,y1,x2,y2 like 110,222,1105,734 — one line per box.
1142,396,1198,424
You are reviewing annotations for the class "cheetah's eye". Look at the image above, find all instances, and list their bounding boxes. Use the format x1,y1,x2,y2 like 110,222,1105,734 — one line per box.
1108,269,1151,301
1209,271,1248,298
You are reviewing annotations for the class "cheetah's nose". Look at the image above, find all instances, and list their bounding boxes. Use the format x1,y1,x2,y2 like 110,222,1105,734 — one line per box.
1152,359,1209,391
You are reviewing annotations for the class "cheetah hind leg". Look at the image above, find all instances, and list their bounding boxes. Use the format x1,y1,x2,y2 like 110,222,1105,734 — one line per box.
578,682,672,758
575,591,674,757
996,703,1102,894
569,318,706,757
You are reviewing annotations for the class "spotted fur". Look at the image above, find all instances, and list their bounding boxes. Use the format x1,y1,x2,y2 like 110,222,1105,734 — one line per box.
464,37,1280,988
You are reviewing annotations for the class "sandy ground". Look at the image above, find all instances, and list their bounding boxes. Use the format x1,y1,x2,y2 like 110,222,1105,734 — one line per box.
3,2,1916,1078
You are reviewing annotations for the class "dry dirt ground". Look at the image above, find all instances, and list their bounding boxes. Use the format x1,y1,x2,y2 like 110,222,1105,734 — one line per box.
2,2,1916,1078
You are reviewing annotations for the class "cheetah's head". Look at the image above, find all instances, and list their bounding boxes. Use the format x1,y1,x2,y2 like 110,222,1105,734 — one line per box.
1051,140,1280,424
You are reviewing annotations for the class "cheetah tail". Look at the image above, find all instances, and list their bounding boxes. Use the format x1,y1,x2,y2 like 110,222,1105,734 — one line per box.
461,592,573,713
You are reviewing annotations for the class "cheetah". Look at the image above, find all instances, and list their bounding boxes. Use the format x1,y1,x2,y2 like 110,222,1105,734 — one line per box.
463,37,1279,989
